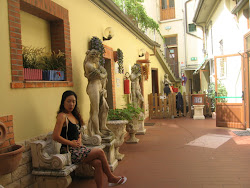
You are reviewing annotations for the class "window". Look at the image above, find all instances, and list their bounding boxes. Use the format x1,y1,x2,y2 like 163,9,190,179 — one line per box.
169,0,175,8
160,0,175,20
165,36,177,46
219,58,227,79
162,0,167,9
188,23,196,32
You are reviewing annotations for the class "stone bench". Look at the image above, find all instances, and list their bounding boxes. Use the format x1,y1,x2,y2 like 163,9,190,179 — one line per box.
30,131,103,188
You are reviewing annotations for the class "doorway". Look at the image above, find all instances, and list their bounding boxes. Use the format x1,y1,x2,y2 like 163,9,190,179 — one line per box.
214,54,245,129
151,69,159,94
104,58,114,109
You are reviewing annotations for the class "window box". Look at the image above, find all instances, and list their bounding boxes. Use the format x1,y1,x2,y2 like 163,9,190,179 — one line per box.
23,68,43,81
43,70,65,81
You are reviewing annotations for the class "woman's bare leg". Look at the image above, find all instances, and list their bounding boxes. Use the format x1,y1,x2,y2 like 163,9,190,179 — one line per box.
88,159,103,188
83,148,120,183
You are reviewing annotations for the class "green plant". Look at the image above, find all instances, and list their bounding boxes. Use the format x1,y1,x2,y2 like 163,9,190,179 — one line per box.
22,46,66,71
22,46,45,69
117,48,124,74
112,0,161,37
90,36,105,66
41,50,66,71
108,103,143,121
207,81,228,111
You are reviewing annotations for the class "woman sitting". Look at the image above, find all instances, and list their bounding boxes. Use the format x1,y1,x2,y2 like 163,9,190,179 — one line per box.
52,90,127,188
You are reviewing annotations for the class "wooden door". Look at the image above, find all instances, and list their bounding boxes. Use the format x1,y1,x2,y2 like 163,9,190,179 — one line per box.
214,54,245,129
151,69,159,94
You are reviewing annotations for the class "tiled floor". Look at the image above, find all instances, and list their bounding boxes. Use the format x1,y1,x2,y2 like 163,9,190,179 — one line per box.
69,117,250,188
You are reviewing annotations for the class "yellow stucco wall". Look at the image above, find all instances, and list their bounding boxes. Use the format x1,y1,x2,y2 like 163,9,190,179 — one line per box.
20,11,51,51
0,0,167,142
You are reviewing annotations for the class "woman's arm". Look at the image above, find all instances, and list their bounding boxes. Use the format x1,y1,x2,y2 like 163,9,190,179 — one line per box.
52,113,79,148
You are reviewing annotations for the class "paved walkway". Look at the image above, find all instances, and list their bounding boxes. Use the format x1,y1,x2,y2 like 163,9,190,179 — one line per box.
69,117,250,188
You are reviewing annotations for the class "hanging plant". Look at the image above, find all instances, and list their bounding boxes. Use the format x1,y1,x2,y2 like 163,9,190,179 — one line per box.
117,48,124,74
89,36,105,66
112,0,161,37
142,64,149,80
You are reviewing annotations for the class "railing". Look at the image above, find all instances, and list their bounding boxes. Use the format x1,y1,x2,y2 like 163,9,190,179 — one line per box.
148,92,212,119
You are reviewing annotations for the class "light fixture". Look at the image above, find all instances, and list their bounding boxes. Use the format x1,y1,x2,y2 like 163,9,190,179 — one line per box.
138,48,146,57
103,27,114,41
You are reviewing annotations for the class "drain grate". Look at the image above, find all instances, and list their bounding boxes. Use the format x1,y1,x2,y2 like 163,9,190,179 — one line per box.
232,131,250,136
144,123,155,126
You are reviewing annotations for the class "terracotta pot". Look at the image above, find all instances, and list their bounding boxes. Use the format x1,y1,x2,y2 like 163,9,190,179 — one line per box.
0,144,24,175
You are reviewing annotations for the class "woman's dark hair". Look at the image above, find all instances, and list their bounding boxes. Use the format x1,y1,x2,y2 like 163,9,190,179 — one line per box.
58,90,84,126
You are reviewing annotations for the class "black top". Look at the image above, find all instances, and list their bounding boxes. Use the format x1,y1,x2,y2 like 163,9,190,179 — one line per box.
164,85,171,96
60,118,80,147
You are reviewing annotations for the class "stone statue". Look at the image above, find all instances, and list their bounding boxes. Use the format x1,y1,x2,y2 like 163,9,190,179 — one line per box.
163,73,170,85
130,64,144,109
83,49,111,137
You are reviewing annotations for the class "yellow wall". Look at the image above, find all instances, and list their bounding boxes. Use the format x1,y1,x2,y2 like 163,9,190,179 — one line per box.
0,0,167,142
20,11,51,51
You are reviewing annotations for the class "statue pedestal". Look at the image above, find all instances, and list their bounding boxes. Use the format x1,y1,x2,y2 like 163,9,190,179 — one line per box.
193,105,205,120
106,120,128,161
136,119,146,135
102,136,118,172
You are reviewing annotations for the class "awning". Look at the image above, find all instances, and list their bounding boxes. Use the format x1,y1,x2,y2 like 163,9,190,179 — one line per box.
193,56,209,75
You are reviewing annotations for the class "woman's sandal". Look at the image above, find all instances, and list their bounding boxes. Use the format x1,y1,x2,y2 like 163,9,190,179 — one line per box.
108,176,127,187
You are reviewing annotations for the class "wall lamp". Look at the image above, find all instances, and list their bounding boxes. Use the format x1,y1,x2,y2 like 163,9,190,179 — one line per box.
138,48,146,57
103,27,114,41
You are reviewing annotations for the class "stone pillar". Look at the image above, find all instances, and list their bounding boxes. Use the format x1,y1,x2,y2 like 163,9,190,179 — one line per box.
193,105,205,120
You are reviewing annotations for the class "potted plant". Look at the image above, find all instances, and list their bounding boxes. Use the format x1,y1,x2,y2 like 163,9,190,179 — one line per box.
22,46,44,81
42,50,66,81
107,103,143,156
22,46,66,81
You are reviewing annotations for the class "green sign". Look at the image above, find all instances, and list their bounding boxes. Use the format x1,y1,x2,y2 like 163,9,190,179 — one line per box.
191,57,197,61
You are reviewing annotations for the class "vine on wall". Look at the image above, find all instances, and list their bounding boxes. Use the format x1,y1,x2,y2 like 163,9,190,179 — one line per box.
90,36,105,66
112,0,161,36
117,48,124,74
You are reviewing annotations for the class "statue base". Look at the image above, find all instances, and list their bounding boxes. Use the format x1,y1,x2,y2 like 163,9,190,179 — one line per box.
102,136,118,172
193,105,205,120
136,113,146,135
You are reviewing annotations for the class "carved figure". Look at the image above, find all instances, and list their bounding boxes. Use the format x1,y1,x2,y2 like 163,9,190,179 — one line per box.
130,64,144,109
83,49,111,137
163,73,170,85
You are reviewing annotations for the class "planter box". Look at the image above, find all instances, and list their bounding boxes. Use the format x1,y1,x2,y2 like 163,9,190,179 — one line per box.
24,68,43,81
43,70,65,81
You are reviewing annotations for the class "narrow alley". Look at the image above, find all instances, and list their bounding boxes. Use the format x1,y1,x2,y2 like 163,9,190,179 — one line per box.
69,117,250,188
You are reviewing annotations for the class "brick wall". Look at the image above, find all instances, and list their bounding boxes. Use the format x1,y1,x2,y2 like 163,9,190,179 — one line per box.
0,115,15,151
8,0,73,89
